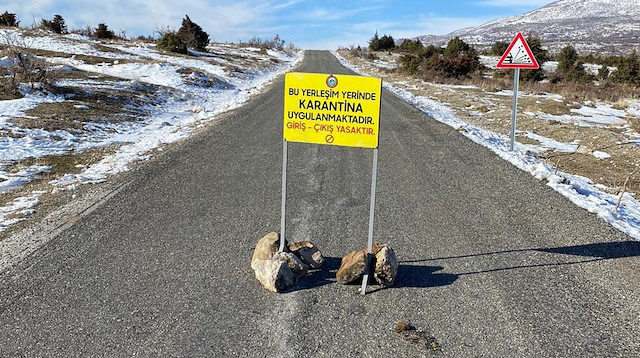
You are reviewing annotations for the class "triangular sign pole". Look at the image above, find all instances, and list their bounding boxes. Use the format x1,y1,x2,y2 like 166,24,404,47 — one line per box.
496,33,539,151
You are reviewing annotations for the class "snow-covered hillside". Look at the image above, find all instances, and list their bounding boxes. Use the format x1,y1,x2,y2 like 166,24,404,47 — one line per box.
0,29,302,232
412,0,640,54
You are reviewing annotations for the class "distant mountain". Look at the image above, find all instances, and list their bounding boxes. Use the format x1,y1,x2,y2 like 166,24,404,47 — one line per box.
410,0,640,54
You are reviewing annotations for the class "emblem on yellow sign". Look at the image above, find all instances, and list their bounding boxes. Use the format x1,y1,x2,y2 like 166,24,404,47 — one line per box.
284,72,382,149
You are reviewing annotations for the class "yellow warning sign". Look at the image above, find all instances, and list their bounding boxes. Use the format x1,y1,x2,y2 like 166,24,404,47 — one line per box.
284,72,382,149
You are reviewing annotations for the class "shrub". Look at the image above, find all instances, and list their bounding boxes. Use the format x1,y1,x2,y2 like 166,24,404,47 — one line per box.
444,37,470,58
136,34,155,43
94,23,114,39
71,25,93,37
441,38,481,77
349,46,378,60
398,39,423,53
241,35,291,50
443,53,482,78
569,61,594,83
369,32,395,51
490,41,509,56
398,54,421,75
41,14,67,34
369,32,380,51
555,45,593,83
398,38,482,79
271,34,285,50
379,35,395,50
0,11,18,27
612,51,640,86
422,45,443,59
598,65,610,81
157,32,187,54
520,36,548,83
0,35,56,93
177,15,209,51
557,45,578,74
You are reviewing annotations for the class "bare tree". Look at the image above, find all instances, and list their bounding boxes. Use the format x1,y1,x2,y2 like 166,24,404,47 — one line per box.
153,24,174,39
0,32,56,93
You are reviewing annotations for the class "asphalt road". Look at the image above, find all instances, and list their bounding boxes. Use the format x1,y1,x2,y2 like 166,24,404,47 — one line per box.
1,50,639,357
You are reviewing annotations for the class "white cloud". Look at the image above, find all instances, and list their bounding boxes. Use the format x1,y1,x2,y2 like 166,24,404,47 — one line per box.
271,0,307,11
297,5,383,22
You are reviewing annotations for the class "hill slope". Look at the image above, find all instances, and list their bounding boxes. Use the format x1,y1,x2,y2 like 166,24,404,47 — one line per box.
0,28,301,233
413,0,640,54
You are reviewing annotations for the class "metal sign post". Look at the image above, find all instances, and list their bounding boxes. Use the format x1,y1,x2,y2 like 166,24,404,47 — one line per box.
510,68,520,152
360,148,379,295
279,140,288,252
496,33,539,152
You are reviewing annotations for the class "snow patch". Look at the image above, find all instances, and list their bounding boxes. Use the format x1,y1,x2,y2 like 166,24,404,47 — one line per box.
525,132,578,153
0,191,44,232
536,103,627,127
593,151,612,159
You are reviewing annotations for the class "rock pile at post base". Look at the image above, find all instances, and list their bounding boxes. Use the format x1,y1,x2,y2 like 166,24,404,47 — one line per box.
251,232,324,293
336,243,398,286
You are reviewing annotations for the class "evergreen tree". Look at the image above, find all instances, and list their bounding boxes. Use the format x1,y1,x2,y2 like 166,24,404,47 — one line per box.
379,34,395,50
612,51,640,86
557,45,578,74
597,65,610,81
41,14,67,34
520,36,548,82
0,11,18,27
368,31,380,51
490,41,508,56
177,15,210,51
94,23,114,39
444,37,470,58
422,45,442,59
157,32,188,54
52,15,67,34
567,60,593,83
398,39,423,53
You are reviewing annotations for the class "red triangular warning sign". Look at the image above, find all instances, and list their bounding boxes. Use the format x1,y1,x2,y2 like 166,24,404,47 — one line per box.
496,33,539,69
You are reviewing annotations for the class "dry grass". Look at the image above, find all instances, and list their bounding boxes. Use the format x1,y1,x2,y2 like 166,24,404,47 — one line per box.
0,77,22,100
1,45,139,66
10,146,118,178
8,86,152,134
0,146,119,240
522,81,640,102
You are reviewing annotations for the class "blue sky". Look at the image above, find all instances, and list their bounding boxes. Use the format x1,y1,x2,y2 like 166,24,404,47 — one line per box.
5,0,555,49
